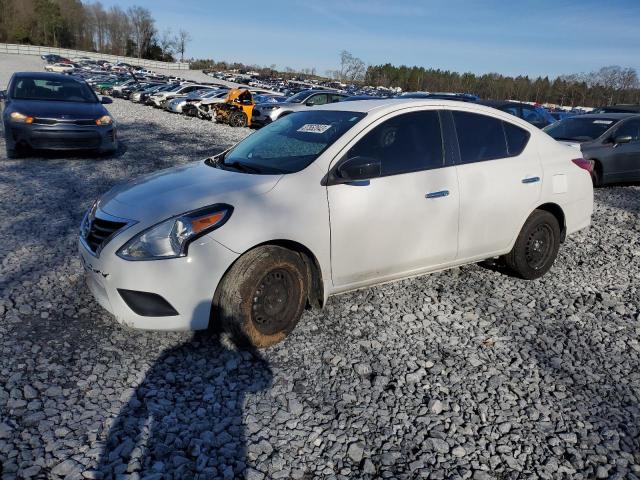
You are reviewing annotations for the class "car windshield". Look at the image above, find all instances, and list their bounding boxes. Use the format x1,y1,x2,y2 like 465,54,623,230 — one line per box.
544,117,619,141
12,77,97,103
218,110,366,174
285,91,313,103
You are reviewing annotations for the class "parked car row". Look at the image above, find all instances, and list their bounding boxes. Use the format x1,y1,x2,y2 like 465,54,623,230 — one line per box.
27,58,640,187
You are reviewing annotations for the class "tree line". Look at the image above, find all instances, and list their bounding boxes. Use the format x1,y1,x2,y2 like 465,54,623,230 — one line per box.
0,0,191,61
364,63,640,107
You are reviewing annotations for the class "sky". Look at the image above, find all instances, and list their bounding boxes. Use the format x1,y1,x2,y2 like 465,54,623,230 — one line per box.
93,0,640,79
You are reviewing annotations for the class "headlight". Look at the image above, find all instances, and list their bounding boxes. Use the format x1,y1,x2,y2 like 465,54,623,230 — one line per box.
116,204,233,261
80,199,98,238
10,112,33,124
96,115,112,125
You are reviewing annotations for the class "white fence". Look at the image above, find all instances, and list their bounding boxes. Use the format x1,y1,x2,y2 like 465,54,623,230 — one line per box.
0,43,190,70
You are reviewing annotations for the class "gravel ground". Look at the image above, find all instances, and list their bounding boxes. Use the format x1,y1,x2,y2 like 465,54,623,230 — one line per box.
1,55,640,480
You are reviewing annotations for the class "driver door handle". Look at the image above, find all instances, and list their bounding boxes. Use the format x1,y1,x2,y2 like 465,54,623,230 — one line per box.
425,190,449,199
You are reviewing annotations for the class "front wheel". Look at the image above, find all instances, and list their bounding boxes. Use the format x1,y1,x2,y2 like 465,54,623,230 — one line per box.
216,246,308,348
228,111,248,128
503,210,560,280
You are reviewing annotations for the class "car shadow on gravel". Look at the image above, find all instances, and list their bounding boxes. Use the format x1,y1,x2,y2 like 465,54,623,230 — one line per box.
95,327,273,479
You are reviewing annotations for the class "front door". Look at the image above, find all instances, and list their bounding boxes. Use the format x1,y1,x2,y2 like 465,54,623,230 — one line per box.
328,110,459,288
608,118,640,181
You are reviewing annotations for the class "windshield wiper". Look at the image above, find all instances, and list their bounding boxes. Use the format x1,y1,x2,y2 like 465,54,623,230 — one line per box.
223,160,262,174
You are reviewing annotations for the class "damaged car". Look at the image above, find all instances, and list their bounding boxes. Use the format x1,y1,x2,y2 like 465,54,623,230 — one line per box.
213,89,256,127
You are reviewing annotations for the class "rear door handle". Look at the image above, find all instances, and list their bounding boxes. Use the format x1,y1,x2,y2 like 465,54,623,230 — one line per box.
522,176,540,184
425,190,449,199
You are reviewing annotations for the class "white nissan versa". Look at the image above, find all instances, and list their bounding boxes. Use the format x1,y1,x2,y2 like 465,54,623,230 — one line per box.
79,99,593,347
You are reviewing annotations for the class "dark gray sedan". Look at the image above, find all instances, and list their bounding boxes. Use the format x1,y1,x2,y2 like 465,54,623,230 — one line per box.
544,113,640,186
1,72,117,158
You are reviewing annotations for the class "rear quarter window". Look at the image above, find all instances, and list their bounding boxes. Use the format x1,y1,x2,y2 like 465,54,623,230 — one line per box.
503,122,530,156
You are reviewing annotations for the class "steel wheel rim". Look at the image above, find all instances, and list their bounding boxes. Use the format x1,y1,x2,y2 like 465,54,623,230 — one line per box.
525,224,553,270
251,268,298,335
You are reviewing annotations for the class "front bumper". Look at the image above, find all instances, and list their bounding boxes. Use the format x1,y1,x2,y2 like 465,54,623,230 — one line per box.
251,108,279,127
166,102,186,113
7,122,117,151
79,232,239,331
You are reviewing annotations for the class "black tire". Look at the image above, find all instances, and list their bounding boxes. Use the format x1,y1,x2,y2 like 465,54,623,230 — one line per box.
229,111,247,128
217,246,308,348
503,210,560,280
589,159,602,187
5,144,21,159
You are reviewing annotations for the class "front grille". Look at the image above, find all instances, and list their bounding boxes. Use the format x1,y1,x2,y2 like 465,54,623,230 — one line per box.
33,118,97,126
30,130,102,149
85,217,127,253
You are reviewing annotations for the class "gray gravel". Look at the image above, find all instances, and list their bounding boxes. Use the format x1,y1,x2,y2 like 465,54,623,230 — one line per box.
1,55,640,479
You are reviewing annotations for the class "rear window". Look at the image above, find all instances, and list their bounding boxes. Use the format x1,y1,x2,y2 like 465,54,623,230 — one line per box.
11,77,97,103
544,117,619,142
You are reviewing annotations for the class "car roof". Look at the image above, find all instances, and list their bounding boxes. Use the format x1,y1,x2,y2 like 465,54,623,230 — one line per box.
570,112,638,120
13,71,81,82
313,98,533,117
478,100,535,108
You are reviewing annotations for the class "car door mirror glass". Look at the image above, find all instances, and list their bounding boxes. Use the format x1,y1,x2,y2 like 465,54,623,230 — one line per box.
337,156,381,182
0,90,6,100
613,135,632,144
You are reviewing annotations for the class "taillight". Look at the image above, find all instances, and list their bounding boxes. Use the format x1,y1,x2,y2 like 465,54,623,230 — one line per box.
571,158,593,173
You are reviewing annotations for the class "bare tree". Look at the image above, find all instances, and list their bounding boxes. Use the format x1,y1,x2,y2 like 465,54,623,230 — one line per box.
158,28,175,58
105,6,130,55
176,29,191,62
128,5,155,59
338,50,366,82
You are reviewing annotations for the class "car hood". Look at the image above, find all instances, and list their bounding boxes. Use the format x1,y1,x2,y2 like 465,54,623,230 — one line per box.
9,99,107,119
255,102,297,109
98,160,281,223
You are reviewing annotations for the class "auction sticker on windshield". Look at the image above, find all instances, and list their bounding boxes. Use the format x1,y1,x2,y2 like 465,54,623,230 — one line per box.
298,124,332,133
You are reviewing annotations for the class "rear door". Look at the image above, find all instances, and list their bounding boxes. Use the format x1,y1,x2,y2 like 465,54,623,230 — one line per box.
451,110,542,259
328,109,459,287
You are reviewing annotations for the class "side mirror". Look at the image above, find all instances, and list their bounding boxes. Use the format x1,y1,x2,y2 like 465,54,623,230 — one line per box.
336,156,381,183
0,90,6,100
101,96,113,104
613,135,632,145
305,100,315,106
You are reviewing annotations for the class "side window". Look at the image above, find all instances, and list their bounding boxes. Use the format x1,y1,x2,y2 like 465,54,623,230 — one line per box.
307,94,328,106
503,122,530,156
615,119,640,142
347,111,444,176
329,94,344,103
452,111,508,163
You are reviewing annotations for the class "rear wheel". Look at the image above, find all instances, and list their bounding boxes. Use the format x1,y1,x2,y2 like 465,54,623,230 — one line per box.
503,210,560,280
217,246,308,348
229,111,247,128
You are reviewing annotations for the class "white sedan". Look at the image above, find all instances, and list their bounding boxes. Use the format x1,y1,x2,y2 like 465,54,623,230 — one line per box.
79,99,593,347
44,63,74,73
